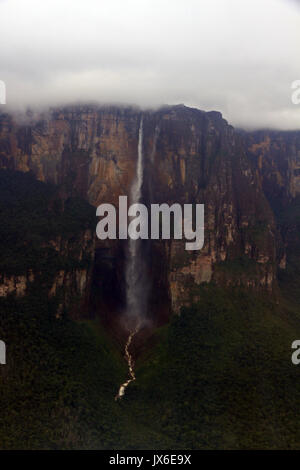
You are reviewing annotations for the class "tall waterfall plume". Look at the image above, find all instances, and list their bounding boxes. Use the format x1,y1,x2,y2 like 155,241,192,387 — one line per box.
124,116,149,330
116,116,149,400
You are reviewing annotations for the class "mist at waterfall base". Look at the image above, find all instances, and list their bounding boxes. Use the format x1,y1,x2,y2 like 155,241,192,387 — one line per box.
123,235,150,332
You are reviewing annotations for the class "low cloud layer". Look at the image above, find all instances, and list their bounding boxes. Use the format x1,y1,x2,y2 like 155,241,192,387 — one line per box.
0,0,300,129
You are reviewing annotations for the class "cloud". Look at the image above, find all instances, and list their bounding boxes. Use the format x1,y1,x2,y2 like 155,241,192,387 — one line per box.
0,0,300,129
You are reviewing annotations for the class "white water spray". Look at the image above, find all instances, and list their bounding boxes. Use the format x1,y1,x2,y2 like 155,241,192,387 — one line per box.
116,116,147,400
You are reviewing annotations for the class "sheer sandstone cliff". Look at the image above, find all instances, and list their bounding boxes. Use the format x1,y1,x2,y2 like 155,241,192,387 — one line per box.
1,105,294,316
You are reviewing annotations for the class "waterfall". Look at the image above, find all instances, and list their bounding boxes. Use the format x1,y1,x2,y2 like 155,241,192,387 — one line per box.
124,116,147,328
116,116,147,400
130,116,144,204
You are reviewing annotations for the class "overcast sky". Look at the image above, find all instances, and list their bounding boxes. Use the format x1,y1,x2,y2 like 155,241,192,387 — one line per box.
0,0,300,129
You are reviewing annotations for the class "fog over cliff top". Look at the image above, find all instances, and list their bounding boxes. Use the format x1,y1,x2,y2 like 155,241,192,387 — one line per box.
0,0,300,130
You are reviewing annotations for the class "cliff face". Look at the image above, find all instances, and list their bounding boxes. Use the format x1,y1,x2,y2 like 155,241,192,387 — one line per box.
0,169,95,318
0,106,139,205
46,228,95,318
0,231,94,318
245,130,300,304
0,105,289,317
245,130,300,203
142,107,276,312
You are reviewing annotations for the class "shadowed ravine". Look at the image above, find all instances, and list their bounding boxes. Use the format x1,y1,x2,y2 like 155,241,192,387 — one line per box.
116,116,147,400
